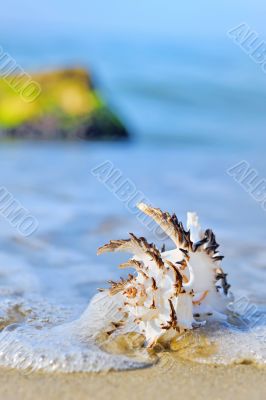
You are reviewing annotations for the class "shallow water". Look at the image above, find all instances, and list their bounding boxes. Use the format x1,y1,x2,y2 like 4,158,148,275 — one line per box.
0,142,265,371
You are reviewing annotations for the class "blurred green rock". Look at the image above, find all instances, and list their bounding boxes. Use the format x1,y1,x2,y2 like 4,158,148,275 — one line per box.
0,68,129,140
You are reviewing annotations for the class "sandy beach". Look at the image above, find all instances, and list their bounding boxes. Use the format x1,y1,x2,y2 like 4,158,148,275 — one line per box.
0,356,265,400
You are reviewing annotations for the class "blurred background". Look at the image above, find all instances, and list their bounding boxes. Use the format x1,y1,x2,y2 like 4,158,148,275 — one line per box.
0,1,265,309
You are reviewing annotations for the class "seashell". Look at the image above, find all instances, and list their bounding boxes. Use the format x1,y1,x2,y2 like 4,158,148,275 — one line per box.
96,203,233,348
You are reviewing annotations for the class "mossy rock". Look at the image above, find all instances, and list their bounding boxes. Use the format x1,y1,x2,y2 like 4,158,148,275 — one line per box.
0,68,129,140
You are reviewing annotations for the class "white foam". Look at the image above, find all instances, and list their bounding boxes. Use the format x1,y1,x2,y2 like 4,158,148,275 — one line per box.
0,294,152,372
0,322,149,372
0,293,265,372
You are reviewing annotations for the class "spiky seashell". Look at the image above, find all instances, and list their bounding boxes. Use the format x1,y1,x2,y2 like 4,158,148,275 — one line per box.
97,204,233,348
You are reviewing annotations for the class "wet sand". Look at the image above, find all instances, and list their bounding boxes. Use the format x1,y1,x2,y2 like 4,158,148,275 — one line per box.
0,356,265,400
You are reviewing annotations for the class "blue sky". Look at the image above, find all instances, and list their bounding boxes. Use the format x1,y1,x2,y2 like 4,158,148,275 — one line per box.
2,0,266,40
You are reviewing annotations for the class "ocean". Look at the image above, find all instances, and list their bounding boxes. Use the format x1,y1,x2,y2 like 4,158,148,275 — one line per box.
0,33,265,371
